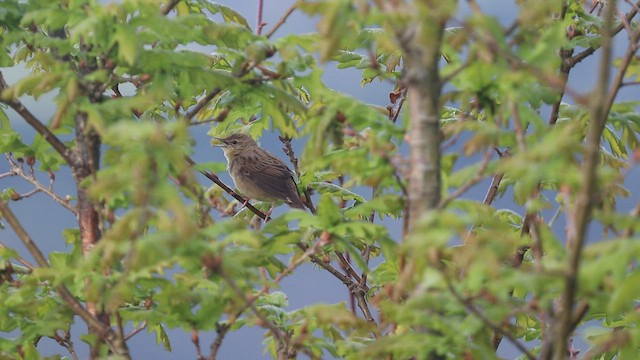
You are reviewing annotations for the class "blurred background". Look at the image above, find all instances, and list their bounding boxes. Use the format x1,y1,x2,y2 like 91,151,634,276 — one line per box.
1,0,638,358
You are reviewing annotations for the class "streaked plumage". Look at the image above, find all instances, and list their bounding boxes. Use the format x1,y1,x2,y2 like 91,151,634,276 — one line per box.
212,133,305,209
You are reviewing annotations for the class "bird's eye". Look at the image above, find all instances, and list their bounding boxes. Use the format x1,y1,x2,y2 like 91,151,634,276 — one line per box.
231,140,238,145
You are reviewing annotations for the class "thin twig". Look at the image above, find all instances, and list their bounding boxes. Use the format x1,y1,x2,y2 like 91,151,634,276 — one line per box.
192,329,205,360
185,88,222,121
567,0,640,68
265,1,300,39
279,136,317,214
124,321,148,341
219,271,288,351
185,156,268,220
209,323,229,360
256,0,266,35
5,155,77,214
0,242,34,271
548,3,572,126
443,273,536,360
438,149,493,209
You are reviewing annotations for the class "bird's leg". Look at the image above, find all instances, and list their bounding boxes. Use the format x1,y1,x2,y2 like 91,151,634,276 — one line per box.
264,202,276,220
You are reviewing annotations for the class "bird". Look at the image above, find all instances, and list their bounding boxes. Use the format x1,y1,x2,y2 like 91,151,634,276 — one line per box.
211,133,306,213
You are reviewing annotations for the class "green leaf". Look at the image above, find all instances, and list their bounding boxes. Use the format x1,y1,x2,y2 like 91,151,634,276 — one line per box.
309,182,365,203
114,25,141,66
317,194,341,228
607,271,640,314
152,323,172,351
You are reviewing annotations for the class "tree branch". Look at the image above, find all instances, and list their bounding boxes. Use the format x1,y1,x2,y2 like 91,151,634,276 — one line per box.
160,0,181,16
555,1,616,358
395,3,447,230
0,201,130,358
185,156,269,220
265,1,300,39
0,72,75,166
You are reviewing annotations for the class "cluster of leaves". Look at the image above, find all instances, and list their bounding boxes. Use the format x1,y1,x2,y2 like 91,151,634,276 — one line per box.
0,0,638,359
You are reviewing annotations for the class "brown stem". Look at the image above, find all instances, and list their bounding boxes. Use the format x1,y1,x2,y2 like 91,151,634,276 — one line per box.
5,155,77,214
554,2,615,358
185,88,222,121
256,0,266,35
279,136,317,214
548,3,572,126
160,0,181,15
400,16,444,228
265,1,300,39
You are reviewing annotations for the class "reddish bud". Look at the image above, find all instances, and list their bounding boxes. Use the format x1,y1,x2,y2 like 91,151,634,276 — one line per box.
9,189,21,201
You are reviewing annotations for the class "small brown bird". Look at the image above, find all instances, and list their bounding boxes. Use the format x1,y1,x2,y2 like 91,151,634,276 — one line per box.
212,133,306,211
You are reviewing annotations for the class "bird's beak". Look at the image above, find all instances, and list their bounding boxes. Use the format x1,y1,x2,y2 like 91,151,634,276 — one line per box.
210,137,227,147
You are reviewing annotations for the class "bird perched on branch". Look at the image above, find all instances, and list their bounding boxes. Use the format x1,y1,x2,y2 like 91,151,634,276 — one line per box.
211,133,306,212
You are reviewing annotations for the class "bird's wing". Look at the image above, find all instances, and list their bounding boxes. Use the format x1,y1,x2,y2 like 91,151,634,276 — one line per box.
237,150,305,208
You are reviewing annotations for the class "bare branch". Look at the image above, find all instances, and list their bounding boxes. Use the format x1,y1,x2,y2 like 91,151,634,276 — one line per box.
124,321,148,341
5,155,77,214
265,1,300,39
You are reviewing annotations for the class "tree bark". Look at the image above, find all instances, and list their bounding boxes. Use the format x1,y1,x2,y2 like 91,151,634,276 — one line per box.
396,4,447,230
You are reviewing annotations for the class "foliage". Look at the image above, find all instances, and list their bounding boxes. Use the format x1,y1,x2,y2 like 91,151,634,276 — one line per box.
0,0,639,359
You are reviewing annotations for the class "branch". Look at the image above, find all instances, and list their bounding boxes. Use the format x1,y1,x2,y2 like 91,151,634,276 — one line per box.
52,330,79,360
0,72,75,166
567,0,640,68
482,148,510,205
438,149,492,209
124,320,147,341
442,273,535,360
185,156,268,220
185,88,222,121
265,1,300,39
208,322,229,360
160,0,181,16
0,201,130,358
219,271,289,354
192,329,205,360
256,0,266,35
279,136,316,213
548,3,572,126
5,155,77,214
555,1,616,358
394,3,448,229
0,241,34,272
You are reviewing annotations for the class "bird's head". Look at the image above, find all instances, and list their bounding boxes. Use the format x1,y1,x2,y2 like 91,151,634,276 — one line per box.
211,133,258,158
